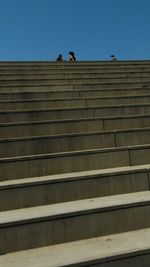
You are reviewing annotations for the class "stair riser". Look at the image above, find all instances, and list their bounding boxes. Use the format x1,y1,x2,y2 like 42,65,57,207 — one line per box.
0,120,104,138
0,89,150,100
0,133,115,157
1,96,150,110
0,61,150,68
0,116,149,138
2,72,150,80
0,60,150,261
0,82,149,92
0,149,129,181
1,77,150,86
104,116,150,131
0,171,149,211
1,105,150,123
1,204,150,254
1,146,150,181
85,252,150,267
2,67,150,74
1,130,150,157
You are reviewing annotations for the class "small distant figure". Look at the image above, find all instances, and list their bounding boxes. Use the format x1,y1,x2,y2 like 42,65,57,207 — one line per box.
110,55,117,61
56,54,63,61
69,51,76,61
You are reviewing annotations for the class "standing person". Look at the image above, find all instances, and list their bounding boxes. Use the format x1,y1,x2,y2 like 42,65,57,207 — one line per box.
69,51,76,61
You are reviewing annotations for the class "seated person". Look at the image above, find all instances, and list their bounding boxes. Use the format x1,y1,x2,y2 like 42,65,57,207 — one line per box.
56,54,63,61
110,54,117,61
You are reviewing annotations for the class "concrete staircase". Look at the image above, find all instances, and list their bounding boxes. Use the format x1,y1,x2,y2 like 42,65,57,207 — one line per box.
0,61,150,267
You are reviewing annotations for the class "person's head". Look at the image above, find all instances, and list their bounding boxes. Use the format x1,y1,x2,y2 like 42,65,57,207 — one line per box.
56,54,63,61
69,51,76,61
69,51,74,56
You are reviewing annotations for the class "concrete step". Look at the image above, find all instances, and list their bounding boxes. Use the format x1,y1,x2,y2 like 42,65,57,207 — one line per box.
0,165,149,211
0,60,150,68
1,127,150,157
0,87,150,100
1,104,150,123
0,114,150,139
1,228,150,267
0,117,104,138
1,144,150,181
0,191,150,254
2,67,150,75
0,81,150,92
103,114,150,131
0,60,150,265
2,72,150,80
1,76,150,86
0,94,150,110
0,130,116,157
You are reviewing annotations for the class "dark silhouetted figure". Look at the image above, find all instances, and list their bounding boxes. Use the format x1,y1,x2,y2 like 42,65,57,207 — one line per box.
110,55,117,61
69,51,76,61
56,54,63,61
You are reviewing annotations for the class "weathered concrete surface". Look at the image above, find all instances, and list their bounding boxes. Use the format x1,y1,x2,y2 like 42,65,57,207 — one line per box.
0,127,150,157
0,114,150,138
104,114,150,130
2,70,150,79
1,191,150,254
0,88,150,101
0,118,104,138
0,165,149,211
1,228,150,267
0,60,150,264
0,80,150,92
1,144,150,181
0,94,150,110
1,104,150,123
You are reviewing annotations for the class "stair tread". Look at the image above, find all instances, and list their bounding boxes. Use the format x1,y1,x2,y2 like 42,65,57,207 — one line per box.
1,191,150,225
0,143,150,163
0,60,150,264
0,164,149,188
1,228,150,267
1,93,150,101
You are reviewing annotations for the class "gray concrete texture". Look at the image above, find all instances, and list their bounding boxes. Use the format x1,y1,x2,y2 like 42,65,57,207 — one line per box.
0,60,150,264
1,104,150,123
1,228,150,267
1,144,150,181
1,191,150,254
0,80,150,92
1,127,150,158
1,73,150,83
0,114,150,139
0,88,150,100
0,94,150,110
0,165,149,211
1,77,150,86
1,65,150,73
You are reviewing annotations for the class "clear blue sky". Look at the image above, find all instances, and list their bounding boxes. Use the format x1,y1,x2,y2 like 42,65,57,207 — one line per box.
0,0,150,61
